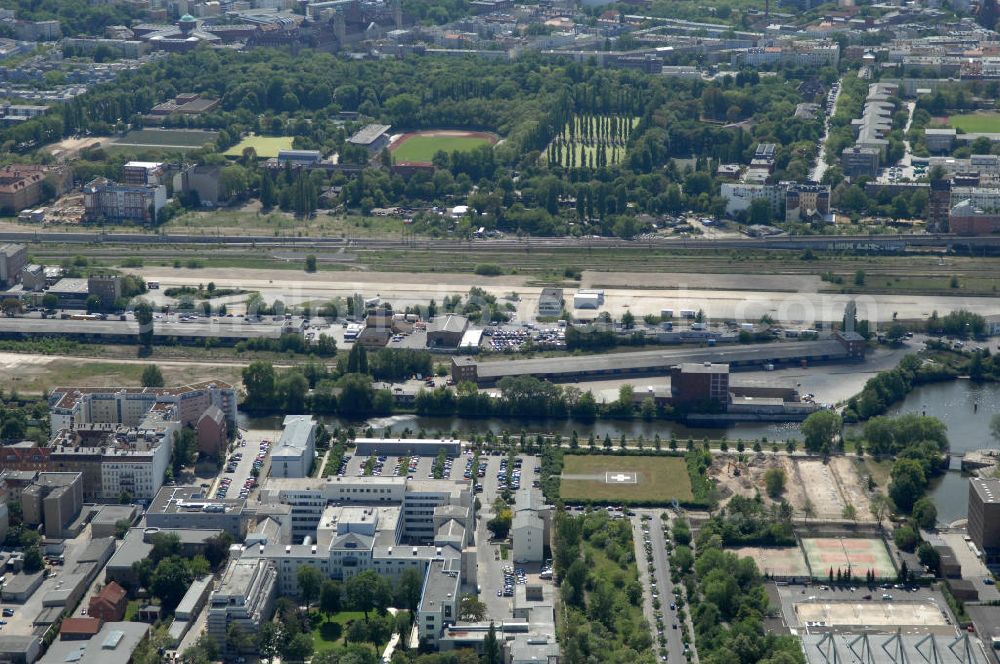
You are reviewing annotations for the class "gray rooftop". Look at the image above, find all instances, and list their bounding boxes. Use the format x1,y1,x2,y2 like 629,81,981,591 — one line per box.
428,314,468,334
38,621,150,664
971,477,1000,505
347,123,391,145
418,558,461,612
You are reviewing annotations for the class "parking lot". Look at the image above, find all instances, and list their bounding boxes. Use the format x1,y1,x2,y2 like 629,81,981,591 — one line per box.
342,450,472,481
473,453,547,622
774,582,957,636
213,428,274,500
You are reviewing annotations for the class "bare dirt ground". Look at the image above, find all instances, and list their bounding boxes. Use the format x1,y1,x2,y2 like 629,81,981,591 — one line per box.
43,135,109,159
829,457,874,521
711,453,786,505
784,458,874,522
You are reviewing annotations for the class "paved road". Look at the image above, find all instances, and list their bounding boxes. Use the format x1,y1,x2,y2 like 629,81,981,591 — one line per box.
811,75,843,184
632,510,694,663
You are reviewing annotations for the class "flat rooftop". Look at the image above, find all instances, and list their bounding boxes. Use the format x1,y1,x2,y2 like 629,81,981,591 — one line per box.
971,477,1000,504
347,123,390,145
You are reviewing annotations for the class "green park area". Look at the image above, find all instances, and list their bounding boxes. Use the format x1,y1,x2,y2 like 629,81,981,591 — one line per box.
948,112,1000,133
223,135,295,158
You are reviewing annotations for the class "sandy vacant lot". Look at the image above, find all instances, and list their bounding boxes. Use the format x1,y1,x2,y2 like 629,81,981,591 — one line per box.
784,458,874,522
795,601,946,627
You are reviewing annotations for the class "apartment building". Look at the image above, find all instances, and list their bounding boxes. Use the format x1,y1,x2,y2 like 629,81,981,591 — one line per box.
719,183,783,216
0,243,26,288
48,382,237,432
21,472,84,538
0,164,71,213
785,183,831,222
82,177,167,224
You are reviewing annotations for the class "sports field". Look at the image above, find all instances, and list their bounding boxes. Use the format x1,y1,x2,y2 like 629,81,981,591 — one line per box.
389,130,496,164
730,546,810,579
801,537,895,580
223,135,294,158
947,113,1000,133
560,455,693,503
114,128,219,150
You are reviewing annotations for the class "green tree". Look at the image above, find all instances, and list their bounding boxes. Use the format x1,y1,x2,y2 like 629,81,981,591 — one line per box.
242,361,276,411
305,255,317,273
484,621,501,664
344,570,391,621
889,458,927,513
320,579,343,615
23,546,43,573
297,564,322,606
141,364,164,387
151,556,193,610
801,410,842,454
134,299,154,348
893,525,918,552
912,496,938,529
394,568,423,613
459,594,487,621
281,632,314,662
764,467,786,499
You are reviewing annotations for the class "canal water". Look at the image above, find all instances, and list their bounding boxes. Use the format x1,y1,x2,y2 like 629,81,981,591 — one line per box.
880,380,1000,525
238,379,1000,524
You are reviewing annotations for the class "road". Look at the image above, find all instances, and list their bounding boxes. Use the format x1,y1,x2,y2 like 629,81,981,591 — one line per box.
632,510,694,664
811,76,843,183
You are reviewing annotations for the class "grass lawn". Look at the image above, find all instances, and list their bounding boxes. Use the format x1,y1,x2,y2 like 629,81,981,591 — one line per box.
224,135,294,158
312,611,379,653
560,454,693,503
948,113,1000,133
114,128,219,149
392,134,492,163
124,599,141,622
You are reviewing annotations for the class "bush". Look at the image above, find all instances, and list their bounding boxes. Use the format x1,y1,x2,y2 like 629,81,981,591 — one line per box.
474,263,503,276
893,525,918,552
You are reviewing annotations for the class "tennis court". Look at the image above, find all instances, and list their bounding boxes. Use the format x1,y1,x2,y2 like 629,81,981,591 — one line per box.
801,537,895,580
730,546,810,579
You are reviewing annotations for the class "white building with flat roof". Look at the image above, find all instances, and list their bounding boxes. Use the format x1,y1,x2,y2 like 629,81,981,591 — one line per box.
270,415,316,478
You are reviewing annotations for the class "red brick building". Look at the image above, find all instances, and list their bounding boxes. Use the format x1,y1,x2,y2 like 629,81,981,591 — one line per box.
88,581,127,622
196,405,227,458
669,363,730,409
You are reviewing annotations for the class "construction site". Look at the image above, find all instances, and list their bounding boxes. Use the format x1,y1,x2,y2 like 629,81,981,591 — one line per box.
712,453,875,522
